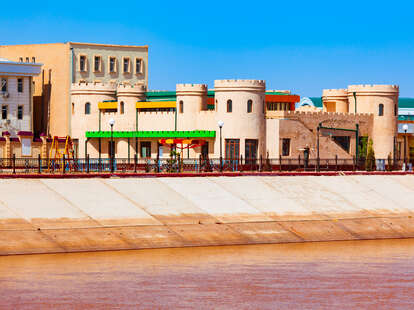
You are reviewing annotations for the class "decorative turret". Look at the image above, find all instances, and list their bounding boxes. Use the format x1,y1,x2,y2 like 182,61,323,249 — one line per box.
176,84,207,130
214,79,266,92
348,84,399,158
322,89,348,113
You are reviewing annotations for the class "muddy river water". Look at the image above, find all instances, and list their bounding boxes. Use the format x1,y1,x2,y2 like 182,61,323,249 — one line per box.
1,239,414,309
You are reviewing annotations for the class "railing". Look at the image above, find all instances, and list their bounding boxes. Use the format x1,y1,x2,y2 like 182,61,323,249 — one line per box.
0,154,412,174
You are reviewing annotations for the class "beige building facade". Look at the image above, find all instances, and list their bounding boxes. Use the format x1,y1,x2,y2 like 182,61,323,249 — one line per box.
70,79,398,162
0,42,148,137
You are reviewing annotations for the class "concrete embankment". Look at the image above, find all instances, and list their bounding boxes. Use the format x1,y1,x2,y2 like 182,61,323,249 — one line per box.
1,175,414,255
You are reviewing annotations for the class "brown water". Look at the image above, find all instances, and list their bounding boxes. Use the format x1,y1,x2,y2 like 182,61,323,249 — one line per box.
1,239,414,309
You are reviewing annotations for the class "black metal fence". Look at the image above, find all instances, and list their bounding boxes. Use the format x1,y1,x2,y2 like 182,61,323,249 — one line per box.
0,154,413,174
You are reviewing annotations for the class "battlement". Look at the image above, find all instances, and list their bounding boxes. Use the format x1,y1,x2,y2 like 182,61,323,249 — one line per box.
71,81,117,95
214,79,266,90
322,88,348,98
176,83,208,92
117,83,146,97
348,84,399,94
266,109,373,119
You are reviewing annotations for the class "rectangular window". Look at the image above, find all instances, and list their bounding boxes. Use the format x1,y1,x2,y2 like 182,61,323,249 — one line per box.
140,141,151,158
79,55,87,72
227,100,232,113
2,105,8,119
94,56,102,72
123,57,130,73
282,138,290,156
19,57,23,62
109,57,116,73
25,57,29,63
17,78,23,93
225,139,240,159
1,78,7,92
21,138,32,156
17,106,23,120
247,100,252,113
32,57,36,63
135,58,142,74
179,101,184,113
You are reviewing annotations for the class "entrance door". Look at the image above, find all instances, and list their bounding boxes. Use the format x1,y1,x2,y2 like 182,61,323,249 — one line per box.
245,139,258,160
140,141,151,158
225,139,240,160
201,142,209,159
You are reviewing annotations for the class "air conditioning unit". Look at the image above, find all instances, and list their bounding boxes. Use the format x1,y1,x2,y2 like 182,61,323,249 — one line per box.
1,92,9,98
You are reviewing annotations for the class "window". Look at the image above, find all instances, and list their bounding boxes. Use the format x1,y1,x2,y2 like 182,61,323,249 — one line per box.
1,78,7,92
109,57,116,73
17,106,23,120
19,57,23,62
72,103,75,115
140,141,151,158
333,136,351,153
379,104,384,116
79,55,87,72
394,104,397,116
227,100,232,113
32,57,36,63
94,56,102,72
25,57,29,63
21,138,31,156
247,100,253,113
2,105,7,119
123,57,130,73
225,139,240,159
85,102,91,115
135,58,142,74
120,101,125,114
179,101,184,113
282,138,290,156
17,78,23,93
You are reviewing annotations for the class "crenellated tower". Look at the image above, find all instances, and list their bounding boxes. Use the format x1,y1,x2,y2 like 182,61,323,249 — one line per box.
322,89,348,113
176,84,207,131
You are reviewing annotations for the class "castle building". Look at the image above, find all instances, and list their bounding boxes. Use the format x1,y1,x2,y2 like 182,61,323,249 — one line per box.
0,43,148,137
71,80,399,162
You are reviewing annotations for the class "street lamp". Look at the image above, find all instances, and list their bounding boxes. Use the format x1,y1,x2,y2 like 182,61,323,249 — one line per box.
403,124,409,170
109,118,115,173
218,120,224,172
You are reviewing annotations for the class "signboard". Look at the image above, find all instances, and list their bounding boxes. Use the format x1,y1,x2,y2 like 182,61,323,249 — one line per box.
21,138,31,156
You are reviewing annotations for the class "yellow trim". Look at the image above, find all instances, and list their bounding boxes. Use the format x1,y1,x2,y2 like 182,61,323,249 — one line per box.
98,101,118,109
136,101,176,109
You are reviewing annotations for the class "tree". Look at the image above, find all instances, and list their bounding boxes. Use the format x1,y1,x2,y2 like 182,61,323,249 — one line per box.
366,139,375,171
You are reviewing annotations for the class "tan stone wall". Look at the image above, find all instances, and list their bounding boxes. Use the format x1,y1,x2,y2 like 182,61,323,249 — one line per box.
0,43,70,137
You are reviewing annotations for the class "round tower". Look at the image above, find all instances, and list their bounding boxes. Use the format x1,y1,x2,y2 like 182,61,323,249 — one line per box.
176,84,207,130
117,83,147,116
214,79,266,158
70,81,117,157
348,84,399,158
322,89,348,112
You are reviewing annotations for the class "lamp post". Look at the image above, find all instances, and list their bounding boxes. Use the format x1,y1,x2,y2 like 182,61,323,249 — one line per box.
403,124,408,170
316,123,321,172
218,120,224,172
109,118,115,173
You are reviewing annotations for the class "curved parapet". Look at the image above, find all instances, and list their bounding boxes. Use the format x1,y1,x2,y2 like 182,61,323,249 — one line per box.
214,79,266,92
116,83,146,98
322,89,348,113
176,83,207,96
71,81,117,96
348,84,399,95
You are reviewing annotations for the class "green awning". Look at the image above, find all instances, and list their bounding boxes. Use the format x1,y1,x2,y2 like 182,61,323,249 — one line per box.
86,130,216,138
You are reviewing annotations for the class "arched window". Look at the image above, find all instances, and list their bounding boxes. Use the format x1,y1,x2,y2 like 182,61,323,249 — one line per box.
120,101,125,114
72,103,75,115
379,104,384,116
394,104,397,116
247,100,252,113
179,100,184,113
85,102,91,115
227,100,232,113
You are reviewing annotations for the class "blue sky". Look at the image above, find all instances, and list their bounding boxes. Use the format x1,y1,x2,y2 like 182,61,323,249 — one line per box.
2,0,414,96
